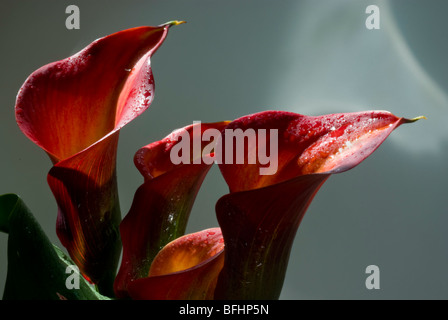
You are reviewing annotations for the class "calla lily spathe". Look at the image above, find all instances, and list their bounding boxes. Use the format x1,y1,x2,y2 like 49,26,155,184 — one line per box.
115,110,422,299
15,22,183,293
215,110,423,299
114,121,229,298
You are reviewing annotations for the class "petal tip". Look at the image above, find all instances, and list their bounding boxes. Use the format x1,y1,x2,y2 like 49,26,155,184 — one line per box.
404,115,427,123
163,20,187,27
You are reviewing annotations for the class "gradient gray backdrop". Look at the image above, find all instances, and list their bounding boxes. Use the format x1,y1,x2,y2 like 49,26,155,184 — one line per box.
1,0,447,299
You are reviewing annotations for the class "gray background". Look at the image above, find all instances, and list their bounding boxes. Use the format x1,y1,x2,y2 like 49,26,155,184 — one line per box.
1,0,447,299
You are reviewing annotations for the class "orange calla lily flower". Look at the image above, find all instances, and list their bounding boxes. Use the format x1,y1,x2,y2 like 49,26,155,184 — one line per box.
128,228,225,300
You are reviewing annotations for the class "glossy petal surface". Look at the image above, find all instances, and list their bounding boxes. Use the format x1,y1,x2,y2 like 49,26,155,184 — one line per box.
15,23,179,291
214,110,420,299
128,228,224,300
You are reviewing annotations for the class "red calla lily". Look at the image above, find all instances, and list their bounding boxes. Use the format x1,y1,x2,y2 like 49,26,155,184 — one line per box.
116,110,421,300
214,110,423,299
128,228,225,300
14,22,183,293
114,121,229,298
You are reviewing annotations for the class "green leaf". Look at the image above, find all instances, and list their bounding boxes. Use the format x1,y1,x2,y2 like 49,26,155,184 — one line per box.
0,193,110,300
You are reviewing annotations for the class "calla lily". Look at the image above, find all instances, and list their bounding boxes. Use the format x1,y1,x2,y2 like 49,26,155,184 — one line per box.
214,110,423,299
114,121,229,298
14,22,183,294
116,110,421,300
128,228,225,300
